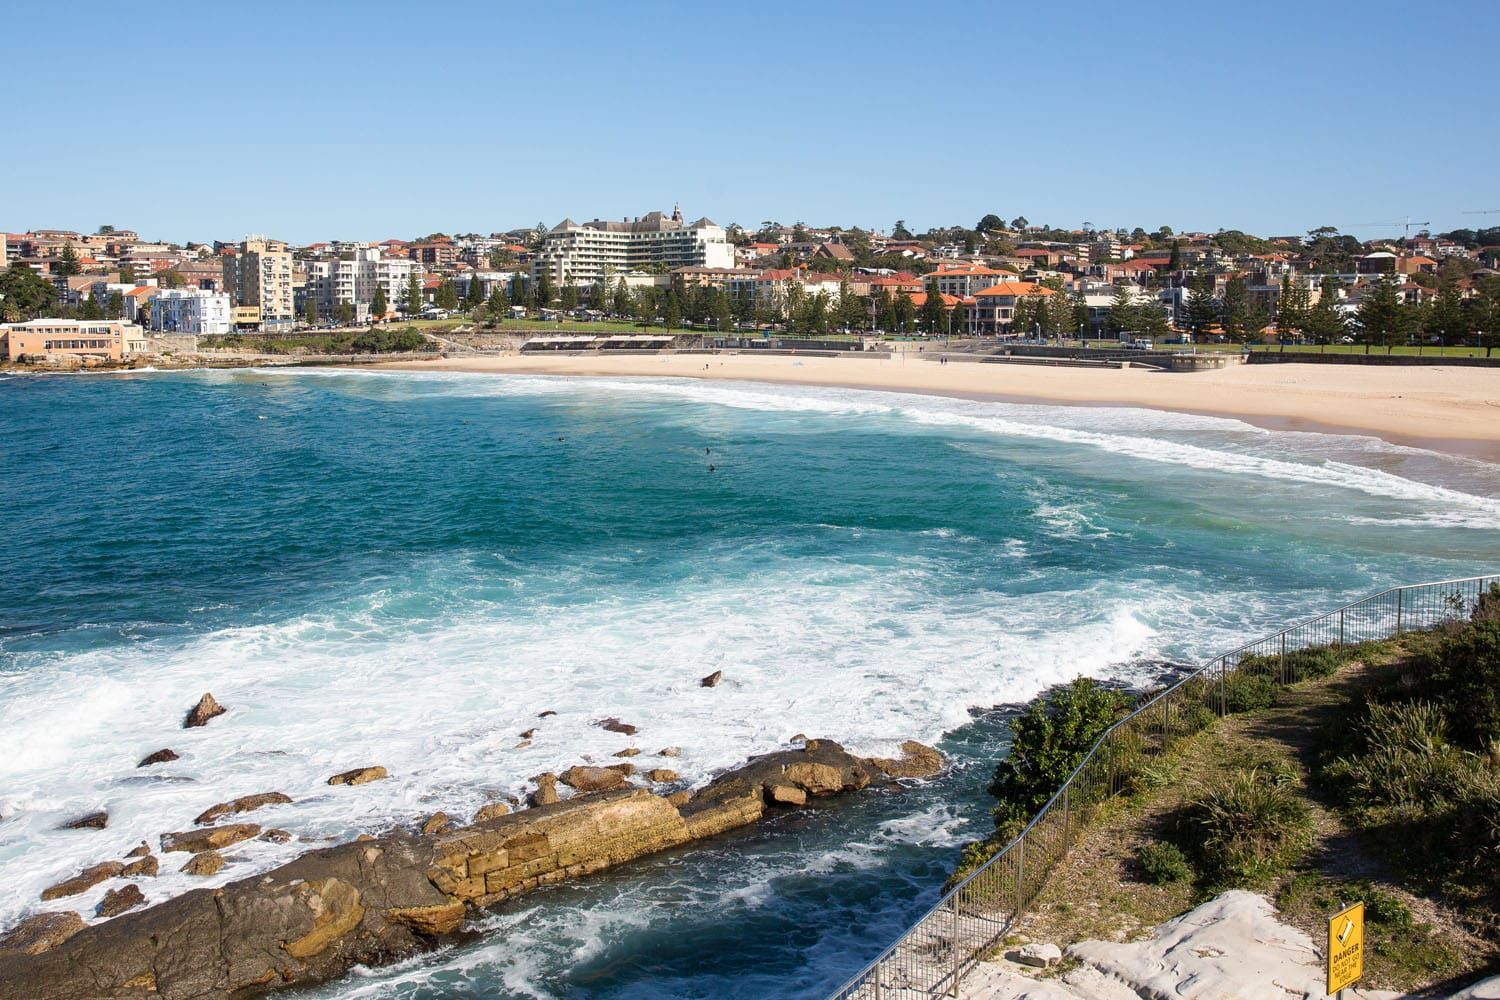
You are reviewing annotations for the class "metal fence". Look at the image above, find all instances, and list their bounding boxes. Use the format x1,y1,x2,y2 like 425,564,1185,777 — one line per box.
830,574,1498,999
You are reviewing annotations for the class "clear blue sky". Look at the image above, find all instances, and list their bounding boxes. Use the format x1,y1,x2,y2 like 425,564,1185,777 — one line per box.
6,0,1497,244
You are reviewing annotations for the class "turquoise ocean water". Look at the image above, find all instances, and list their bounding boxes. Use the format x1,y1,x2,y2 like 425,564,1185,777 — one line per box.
1,368,1498,998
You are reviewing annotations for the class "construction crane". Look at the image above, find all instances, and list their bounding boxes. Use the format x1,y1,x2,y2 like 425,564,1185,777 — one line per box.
1463,210,1499,216
1350,215,1430,237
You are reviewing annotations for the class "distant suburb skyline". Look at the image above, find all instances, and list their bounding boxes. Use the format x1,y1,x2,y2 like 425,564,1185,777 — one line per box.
4,0,1498,245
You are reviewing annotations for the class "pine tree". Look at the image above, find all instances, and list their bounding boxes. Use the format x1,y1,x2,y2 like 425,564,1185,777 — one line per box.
1185,276,1217,337
464,274,484,310
1305,276,1347,343
710,287,732,331
305,297,320,327
404,274,422,316
893,290,916,332
372,285,388,321
1108,284,1138,336
536,272,555,310
106,291,124,319
664,289,683,330
1012,294,1035,337
82,290,103,320
1275,276,1309,340
57,241,81,277
436,279,458,310
1070,289,1089,339
920,288,947,335
487,286,507,321
1426,281,1463,346
561,283,579,311
1138,298,1170,339
612,278,631,317
1355,274,1406,354
1219,277,1256,343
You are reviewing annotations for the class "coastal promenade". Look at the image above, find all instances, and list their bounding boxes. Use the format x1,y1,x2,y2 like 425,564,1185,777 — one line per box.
374,352,1500,460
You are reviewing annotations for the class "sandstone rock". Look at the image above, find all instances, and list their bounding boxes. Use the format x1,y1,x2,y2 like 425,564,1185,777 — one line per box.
183,692,226,728
180,851,225,876
519,728,537,738
160,823,260,853
667,791,692,807
137,747,179,767
606,762,634,776
194,791,292,825
765,784,808,807
789,733,807,743
530,773,560,807
785,760,860,796
60,810,108,830
0,911,85,956
1015,942,1062,968
125,841,150,858
473,802,511,823
420,812,451,836
867,740,945,779
259,828,293,843
598,717,638,736
538,709,556,718
40,861,124,900
97,884,146,918
657,746,682,757
559,765,628,793
613,748,640,757
121,855,159,878
386,901,464,937
328,766,388,786
283,878,365,960
646,769,679,783
700,670,722,688
514,739,532,749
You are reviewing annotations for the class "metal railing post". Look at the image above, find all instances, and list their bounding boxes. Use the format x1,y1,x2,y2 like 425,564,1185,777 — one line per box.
1338,609,1344,650
1395,589,1403,636
951,894,961,997
1279,632,1286,684
1014,836,1025,919
1062,784,1071,851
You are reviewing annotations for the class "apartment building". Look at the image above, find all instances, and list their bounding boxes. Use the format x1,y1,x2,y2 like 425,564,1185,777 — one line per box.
303,247,415,323
968,282,1057,335
533,207,733,286
1,319,130,361
926,265,1012,299
151,288,232,334
223,237,295,331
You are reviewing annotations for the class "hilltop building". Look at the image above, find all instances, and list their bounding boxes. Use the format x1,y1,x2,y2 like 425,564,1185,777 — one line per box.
533,207,732,286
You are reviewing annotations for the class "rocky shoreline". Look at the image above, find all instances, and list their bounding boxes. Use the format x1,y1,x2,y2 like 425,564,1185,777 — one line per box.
0,733,942,999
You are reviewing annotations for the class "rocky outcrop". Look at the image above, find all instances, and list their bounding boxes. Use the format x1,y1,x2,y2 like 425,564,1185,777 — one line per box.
645,769,678,783
559,766,627,793
161,824,260,854
597,717,637,736
137,748,179,767
181,851,225,876
700,670,722,688
59,811,108,831
473,802,511,823
867,740,945,779
419,812,451,836
40,862,125,901
529,773,560,807
0,913,84,957
120,856,158,878
0,738,918,999
194,792,292,826
327,766,387,787
183,692,226,728
96,886,145,919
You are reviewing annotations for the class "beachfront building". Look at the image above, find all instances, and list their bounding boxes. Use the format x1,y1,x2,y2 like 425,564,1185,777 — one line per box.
1,319,130,361
968,282,1057,335
151,288,232,335
223,237,295,331
533,207,733,287
302,247,415,323
926,265,1014,299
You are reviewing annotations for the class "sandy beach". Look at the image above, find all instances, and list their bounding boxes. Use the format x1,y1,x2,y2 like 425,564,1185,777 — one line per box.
372,351,1500,460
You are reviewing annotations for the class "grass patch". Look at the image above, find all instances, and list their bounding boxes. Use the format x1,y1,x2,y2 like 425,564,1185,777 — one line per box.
1177,765,1312,891
1136,842,1191,885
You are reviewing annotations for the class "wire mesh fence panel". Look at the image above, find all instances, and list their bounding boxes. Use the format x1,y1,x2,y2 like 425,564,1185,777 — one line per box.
829,576,1497,1000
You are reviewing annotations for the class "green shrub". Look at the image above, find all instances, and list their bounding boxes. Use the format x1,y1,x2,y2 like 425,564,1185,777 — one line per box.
1422,620,1500,751
1365,888,1413,930
1137,842,1192,884
1472,582,1500,624
988,678,1133,835
1223,671,1278,713
1183,767,1311,888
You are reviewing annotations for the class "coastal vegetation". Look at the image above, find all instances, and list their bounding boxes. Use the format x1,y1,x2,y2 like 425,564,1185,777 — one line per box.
200,327,432,355
966,589,1500,992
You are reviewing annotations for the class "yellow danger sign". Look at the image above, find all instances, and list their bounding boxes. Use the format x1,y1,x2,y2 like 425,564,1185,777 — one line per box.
1327,901,1364,995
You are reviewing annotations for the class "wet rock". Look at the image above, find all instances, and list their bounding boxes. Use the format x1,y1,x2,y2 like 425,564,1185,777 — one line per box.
538,709,557,718
646,769,679,783
559,766,628,793
657,746,682,757
40,861,124,900
160,823,260,853
666,790,692,807
420,812,451,836
0,911,85,956
259,829,293,844
137,748,179,767
180,851,224,876
613,748,640,758
473,802,511,823
183,692,226,728
597,717,638,736
867,740,945,779
789,733,807,743
328,766,388,786
514,739,532,749
386,901,465,937
529,773,560,807
607,762,634,776
97,884,146,918
60,810,108,830
121,855,159,878
519,728,537,739
700,670,723,688
194,791,292,825
124,842,150,858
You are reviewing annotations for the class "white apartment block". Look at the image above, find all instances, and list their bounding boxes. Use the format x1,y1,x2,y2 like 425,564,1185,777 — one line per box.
303,247,415,323
152,288,232,335
223,237,295,331
534,207,733,286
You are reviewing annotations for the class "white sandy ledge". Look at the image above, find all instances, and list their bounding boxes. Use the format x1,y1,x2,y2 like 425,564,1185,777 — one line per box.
962,890,1500,1000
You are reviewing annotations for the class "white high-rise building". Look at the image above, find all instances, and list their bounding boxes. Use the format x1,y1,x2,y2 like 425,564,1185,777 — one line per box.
533,207,733,286
303,247,415,323
151,288,232,334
